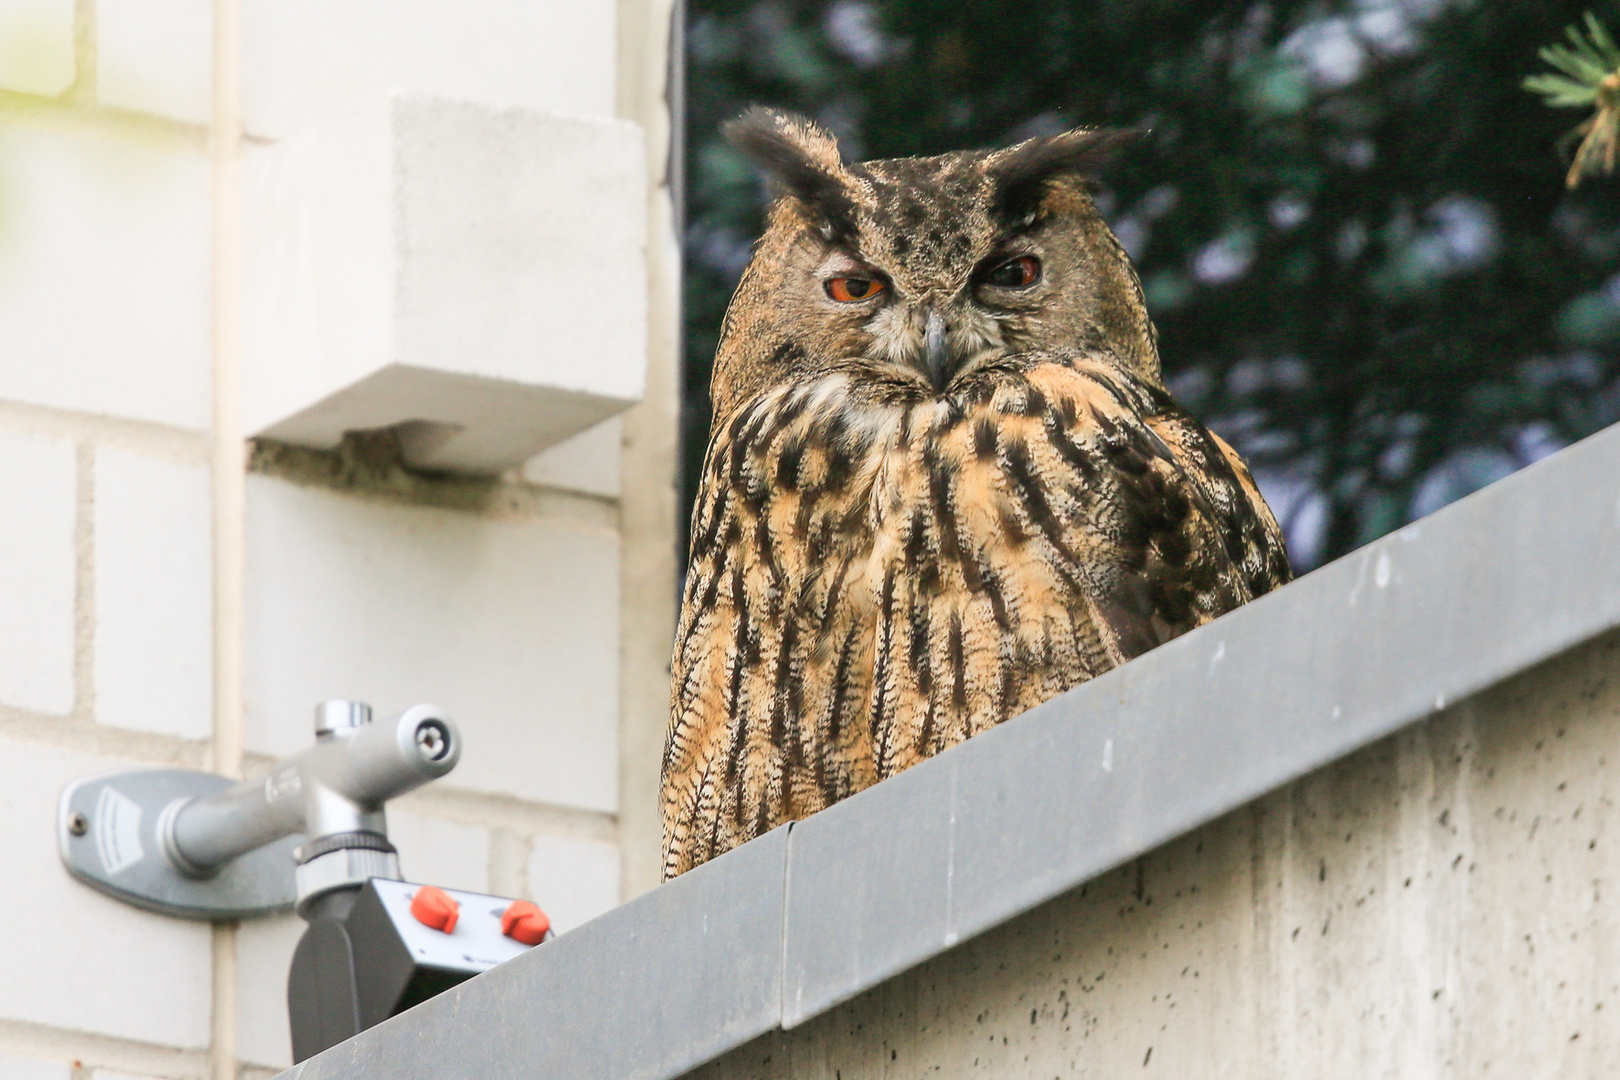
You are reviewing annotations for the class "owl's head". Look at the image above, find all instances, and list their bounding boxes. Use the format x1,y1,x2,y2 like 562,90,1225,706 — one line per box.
709,108,1156,428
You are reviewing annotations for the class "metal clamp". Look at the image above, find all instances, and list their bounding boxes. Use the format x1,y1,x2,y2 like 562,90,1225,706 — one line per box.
58,702,461,920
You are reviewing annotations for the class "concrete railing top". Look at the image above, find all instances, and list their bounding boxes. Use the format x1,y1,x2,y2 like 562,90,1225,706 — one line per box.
281,421,1620,1080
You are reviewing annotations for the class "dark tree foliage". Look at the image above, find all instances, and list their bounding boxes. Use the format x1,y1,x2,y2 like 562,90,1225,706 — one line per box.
682,0,1620,571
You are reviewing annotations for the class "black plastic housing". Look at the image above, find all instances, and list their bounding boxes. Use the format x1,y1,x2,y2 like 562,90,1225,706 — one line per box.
288,879,485,1062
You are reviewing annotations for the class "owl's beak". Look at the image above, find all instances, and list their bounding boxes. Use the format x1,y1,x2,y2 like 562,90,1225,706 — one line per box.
923,309,950,391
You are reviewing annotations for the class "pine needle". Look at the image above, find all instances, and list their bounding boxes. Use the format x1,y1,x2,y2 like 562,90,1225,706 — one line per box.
1525,12,1620,187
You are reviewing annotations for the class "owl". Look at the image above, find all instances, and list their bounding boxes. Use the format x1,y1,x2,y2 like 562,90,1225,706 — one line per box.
662,109,1290,879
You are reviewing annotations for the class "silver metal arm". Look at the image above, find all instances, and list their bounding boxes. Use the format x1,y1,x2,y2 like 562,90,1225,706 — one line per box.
164,704,458,874
58,701,462,920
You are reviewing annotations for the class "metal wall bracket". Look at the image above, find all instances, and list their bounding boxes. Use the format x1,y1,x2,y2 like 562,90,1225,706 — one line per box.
59,769,301,920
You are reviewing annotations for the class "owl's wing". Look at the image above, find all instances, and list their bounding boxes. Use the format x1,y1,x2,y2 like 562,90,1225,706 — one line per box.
867,357,1291,776
662,383,882,880
1075,367,1292,656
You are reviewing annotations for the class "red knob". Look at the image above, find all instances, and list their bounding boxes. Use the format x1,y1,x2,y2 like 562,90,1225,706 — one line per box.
410,886,460,933
501,900,550,946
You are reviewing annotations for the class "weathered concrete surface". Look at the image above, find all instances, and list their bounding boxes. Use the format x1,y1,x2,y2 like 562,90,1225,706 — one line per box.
690,627,1620,1078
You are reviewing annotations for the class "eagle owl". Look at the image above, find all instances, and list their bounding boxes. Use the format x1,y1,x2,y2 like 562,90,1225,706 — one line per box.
662,109,1289,879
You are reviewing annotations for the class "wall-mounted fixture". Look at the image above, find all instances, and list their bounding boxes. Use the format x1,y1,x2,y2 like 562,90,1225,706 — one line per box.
58,700,552,1061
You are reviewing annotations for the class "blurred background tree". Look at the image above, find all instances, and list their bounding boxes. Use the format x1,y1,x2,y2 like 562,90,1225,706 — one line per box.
682,0,1620,573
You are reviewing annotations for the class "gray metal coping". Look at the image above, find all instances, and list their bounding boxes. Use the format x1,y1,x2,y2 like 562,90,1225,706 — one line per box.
281,421,1620,1080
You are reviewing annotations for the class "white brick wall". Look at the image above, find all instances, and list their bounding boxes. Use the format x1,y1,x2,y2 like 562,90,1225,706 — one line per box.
94,448,213,740
527,831,623,935
0,1053,72,1080
389,809,491,894
240,0,618,139
0,0,659,1071
0,429,75,714
0,124,213,430
244,475,621,811
0,0,75,97
0,738,213,1048
235,915,304,1071
97,0,214,125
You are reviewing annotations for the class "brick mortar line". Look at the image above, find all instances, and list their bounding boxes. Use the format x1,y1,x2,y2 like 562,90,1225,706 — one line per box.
0,402,625,532
0,707,210,766
487,827,535,900
0,401,210,464
0,1017,211,1079
388,785,619,844
613,0,681,904
0,88,210,148
71,443,95,725
0,405,625,525
209,0,246,1071
66,0,95,107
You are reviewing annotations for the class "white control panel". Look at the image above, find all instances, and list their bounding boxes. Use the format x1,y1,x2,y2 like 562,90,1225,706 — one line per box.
370,878,539,972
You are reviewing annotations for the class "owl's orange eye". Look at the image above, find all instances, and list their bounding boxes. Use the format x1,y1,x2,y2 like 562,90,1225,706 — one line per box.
982,255,1041,289
825,276,886,303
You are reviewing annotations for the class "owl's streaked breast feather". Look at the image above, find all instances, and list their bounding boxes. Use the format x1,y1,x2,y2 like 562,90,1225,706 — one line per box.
662,356,1288,878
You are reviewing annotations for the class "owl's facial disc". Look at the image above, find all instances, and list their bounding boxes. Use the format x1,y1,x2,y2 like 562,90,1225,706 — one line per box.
856,244,1048,393
807,222,1052,395
859,292,1008,394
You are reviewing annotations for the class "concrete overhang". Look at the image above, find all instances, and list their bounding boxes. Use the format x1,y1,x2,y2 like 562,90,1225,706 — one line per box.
244,95,647,475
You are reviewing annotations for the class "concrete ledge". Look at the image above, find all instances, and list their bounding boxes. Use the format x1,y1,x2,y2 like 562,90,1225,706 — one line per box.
280,421,1620,1078
698,628,1620,1076
244,95,647,474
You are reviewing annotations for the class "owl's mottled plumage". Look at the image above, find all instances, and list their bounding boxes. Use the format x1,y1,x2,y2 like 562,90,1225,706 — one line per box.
662,110,1289,879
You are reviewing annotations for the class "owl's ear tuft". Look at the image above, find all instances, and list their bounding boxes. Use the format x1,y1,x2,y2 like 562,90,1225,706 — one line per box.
725,107,860,244
989,127,1142,226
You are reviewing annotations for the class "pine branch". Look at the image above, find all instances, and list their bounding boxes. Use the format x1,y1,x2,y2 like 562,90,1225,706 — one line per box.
1526,12,1620,188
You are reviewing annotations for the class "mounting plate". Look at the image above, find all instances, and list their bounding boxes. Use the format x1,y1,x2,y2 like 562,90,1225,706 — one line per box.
59,769,301,921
